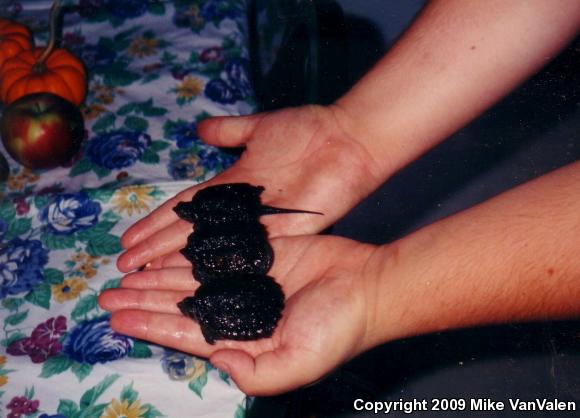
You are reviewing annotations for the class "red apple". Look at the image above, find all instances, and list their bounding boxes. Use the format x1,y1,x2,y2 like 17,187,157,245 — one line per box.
0,92,84,169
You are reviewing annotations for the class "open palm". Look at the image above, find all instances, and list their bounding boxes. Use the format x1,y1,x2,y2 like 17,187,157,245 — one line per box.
100,235,378,395
117,105,382,272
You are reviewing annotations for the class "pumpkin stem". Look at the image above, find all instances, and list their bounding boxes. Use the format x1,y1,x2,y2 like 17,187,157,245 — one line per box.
36,0,61,68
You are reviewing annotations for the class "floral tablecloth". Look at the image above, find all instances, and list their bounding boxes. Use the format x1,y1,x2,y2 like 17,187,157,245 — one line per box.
0,1,254,417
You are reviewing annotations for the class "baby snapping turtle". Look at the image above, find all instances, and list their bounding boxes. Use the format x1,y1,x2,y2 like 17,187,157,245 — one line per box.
180,223,273,284
177,274,285,344
174,183,320,344
173,183,320,227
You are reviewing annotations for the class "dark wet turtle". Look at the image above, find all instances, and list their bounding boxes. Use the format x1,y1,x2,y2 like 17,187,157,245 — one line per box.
180,224,273,283
173,183,321,226
174,183,320,344
177,274,285,344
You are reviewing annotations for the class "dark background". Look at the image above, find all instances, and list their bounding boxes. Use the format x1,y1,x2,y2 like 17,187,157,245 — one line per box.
248,0,580,417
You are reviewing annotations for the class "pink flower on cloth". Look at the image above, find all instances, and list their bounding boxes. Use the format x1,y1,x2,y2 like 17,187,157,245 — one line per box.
7,395,39,417
7,316,67,363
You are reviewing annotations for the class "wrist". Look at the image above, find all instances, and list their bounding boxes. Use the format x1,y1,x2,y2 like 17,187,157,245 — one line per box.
326,102,396,183
359,229,457,351
359,242,413,351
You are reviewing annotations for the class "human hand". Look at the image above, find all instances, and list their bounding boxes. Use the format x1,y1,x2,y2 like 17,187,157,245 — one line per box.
117,105,385,272
100,235,380,395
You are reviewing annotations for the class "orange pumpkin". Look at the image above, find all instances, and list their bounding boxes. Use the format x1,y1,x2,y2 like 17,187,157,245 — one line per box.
0,47,87,106
0,19,32,68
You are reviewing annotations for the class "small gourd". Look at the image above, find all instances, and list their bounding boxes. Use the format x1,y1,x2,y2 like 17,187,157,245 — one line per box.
0,0,86,105
0,19,33,68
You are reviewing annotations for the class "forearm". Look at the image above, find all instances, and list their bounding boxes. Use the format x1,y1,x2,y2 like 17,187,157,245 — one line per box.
335,0,580,178
362,161,580,349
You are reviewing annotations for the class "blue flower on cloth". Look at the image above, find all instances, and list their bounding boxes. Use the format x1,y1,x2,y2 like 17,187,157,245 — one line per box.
225,57,252,99
86,130,151,169
200,0,244,22
161,349,196,381
105,0,148,19
205,79,238,104
76,44,117,72
62,316,134,364
39,414,66,418
198,147,236,171
167,148,205,180
0,238,48,298
205,58,252,104
39,192,101,235
168,120,200,149
167,146,236,180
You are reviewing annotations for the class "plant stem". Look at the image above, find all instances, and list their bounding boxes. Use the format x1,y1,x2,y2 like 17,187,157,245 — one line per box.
37,0,61,66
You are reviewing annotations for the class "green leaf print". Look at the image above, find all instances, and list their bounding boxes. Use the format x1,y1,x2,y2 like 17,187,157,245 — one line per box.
79,403,108,418
71,362,94,382
92,113,117,134
141,100,167,117
100,278,121,291
188,372,208,398
24,386,34,399
4,310,29,326
44,268,65,285
85,233,122,256
117,102,139,116
69,158,95,177
103,64,141,87
34,194,51,211
142,404,164,418
127,341,153,359
114,26,143,44
76,221,117,241
6,218,32,240
2,298,25,312
57,399,80,417
41,232,76,250
24,282,51,309
85,187,116,203
149,140,171,152
218,369,231,385
2,331,27,347
195,111,212,123
120,383,138,404
234,403,246,418
71,294,98,321
40,355,73,378
139,149,160,165
93,165,112,179
124,115,149,132
0,201,16,222
80,374,120,409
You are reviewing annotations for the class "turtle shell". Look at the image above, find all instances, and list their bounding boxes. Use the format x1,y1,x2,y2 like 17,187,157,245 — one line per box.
177,274,285,344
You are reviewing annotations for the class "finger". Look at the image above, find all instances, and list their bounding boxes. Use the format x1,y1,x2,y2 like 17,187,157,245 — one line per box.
210,345,328,396
119,173,240,260
109,310,216,357
145,251,191,270
117,219,192,272
109,310,269,359
120,268,197,291
98,288,192,314
120,185,198,251
197,113,266,147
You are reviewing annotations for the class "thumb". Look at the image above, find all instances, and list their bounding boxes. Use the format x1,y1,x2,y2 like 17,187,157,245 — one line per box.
210,347,326,396
197,113,266,147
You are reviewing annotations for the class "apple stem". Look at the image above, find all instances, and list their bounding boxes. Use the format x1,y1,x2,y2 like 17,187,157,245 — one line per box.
36,0,61,68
